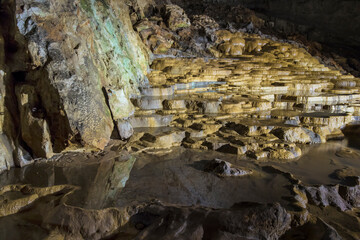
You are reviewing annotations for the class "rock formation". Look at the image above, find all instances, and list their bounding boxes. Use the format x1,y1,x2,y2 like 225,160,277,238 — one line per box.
0,0,150,169
1,1,360,239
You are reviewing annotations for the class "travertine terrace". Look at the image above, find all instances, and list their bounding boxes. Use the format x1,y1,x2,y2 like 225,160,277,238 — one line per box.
129,31,360,161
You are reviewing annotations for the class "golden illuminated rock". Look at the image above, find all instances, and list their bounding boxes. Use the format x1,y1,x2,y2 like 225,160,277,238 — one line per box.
128,31,360,160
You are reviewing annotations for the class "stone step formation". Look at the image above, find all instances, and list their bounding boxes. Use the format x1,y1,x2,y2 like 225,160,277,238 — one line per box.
127,31,360,161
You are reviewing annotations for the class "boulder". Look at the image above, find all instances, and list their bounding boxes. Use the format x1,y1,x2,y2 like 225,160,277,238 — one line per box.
139,130,185,148
304,181,360,211
338,177,360,208
107,89,135,120
268,146,302,160
204,158,252,177
14,145,33,168
134,19,174,54
271,127,322,144
162,4,191,31
191,15,219,40
116,119,134,140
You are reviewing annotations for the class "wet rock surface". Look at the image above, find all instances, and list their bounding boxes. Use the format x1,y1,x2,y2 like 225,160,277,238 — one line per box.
203,158,252,177
0,140,360,239
132,202,291,240
129,27,360,162
1,1,360,239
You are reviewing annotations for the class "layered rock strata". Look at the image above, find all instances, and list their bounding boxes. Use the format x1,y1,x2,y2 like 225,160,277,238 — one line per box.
129,30,360,160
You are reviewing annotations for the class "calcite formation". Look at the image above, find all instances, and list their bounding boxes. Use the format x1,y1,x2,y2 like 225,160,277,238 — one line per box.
128,30,360,161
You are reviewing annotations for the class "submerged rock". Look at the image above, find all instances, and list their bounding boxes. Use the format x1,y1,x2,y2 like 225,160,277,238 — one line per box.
204,158,252,177
282,217,342,240
304,178,360,211
338,177,360,208
335,148,360,159
44,204,130,240
133,202,291,240
0,184,77,217
305,185,351,211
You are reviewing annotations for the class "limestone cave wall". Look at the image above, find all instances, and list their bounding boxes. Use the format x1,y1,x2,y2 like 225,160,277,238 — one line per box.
0,0,151,171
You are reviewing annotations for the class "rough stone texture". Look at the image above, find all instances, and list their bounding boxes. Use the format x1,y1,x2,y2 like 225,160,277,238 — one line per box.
0,69,14,172
0,2,17,172
271,127,322,144
162,4,191,31
134,18,175,54
14,0,150,151
15,84,53,158
304,179,360,211
268,146,302,160
133,202,291,240
117,119,134,140
0,0,151,171
107,89,135,120
140,130,186,148
338,177,360,208
204,158,252,177
282,217,343,240
132,28,360,161
305,185,352,211
0,134,14,172
14,145,33,167
0,71,5,135
0,184,76,217
44,204,130,240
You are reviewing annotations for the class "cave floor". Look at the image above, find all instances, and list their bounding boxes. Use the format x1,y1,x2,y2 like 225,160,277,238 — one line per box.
0,140,360,239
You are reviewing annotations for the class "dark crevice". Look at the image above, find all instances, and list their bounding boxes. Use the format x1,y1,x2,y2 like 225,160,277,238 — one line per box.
102,86,119,140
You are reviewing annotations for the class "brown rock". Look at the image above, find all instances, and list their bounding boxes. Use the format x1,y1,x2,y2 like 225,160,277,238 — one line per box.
134,202,291,240
204,158,252,177
161,4,191,31
15,84,53,158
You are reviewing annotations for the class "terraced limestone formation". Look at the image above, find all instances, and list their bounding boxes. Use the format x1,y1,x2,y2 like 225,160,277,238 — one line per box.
128,30,360,161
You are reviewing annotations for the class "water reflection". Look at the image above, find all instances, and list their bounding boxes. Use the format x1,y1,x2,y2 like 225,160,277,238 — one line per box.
0,137,360,210
0,156,136,209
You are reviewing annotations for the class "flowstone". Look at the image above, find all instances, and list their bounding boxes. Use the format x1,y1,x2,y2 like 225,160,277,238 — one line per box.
128,30,360,161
